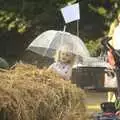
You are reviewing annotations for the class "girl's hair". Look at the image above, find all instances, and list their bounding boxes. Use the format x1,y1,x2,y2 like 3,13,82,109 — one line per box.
54,45,76,65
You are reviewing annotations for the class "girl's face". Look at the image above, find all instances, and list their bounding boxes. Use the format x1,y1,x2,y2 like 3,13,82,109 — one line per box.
59,51,74,63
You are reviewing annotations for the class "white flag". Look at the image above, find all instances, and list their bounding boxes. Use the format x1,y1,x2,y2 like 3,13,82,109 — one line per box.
61,3,80,24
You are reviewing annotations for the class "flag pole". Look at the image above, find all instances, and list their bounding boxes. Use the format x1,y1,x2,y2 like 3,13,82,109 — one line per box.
63,24,67,32
77,20,79,37
61,2,80,35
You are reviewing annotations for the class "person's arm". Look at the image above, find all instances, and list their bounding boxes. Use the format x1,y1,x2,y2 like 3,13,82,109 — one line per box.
108,22,116,37
113,26,120,49
47,63,56,72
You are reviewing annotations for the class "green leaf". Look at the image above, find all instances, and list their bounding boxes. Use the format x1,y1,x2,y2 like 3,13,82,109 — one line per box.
18,26,26,33
98,7,107,15
8,21,16,30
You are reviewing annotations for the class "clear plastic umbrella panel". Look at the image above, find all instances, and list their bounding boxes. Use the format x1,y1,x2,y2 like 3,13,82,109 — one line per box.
27,30,107,67
28,30,89,57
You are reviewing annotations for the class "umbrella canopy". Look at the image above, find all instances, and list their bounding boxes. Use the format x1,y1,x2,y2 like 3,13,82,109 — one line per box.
28,30,90,59
27,30,108,67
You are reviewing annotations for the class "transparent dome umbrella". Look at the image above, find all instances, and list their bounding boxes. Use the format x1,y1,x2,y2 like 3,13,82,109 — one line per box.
27,30,90,61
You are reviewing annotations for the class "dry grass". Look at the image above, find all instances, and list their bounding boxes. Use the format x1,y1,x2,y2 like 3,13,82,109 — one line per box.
0,63,87,120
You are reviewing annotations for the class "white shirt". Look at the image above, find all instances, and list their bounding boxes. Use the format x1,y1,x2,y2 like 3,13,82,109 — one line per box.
49,62,72,80
113,24,120,49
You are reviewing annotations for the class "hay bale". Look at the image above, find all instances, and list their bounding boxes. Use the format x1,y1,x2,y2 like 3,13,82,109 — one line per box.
0,63,87,120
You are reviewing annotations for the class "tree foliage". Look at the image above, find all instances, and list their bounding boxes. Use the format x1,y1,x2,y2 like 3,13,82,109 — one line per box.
0,0,120,36
0,0,120,59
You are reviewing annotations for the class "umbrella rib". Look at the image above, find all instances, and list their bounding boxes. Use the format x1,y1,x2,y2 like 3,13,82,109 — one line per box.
42,34,57,57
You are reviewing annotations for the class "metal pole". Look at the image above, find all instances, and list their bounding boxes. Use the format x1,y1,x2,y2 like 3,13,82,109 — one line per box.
63,24,67,32
77,20,79,37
